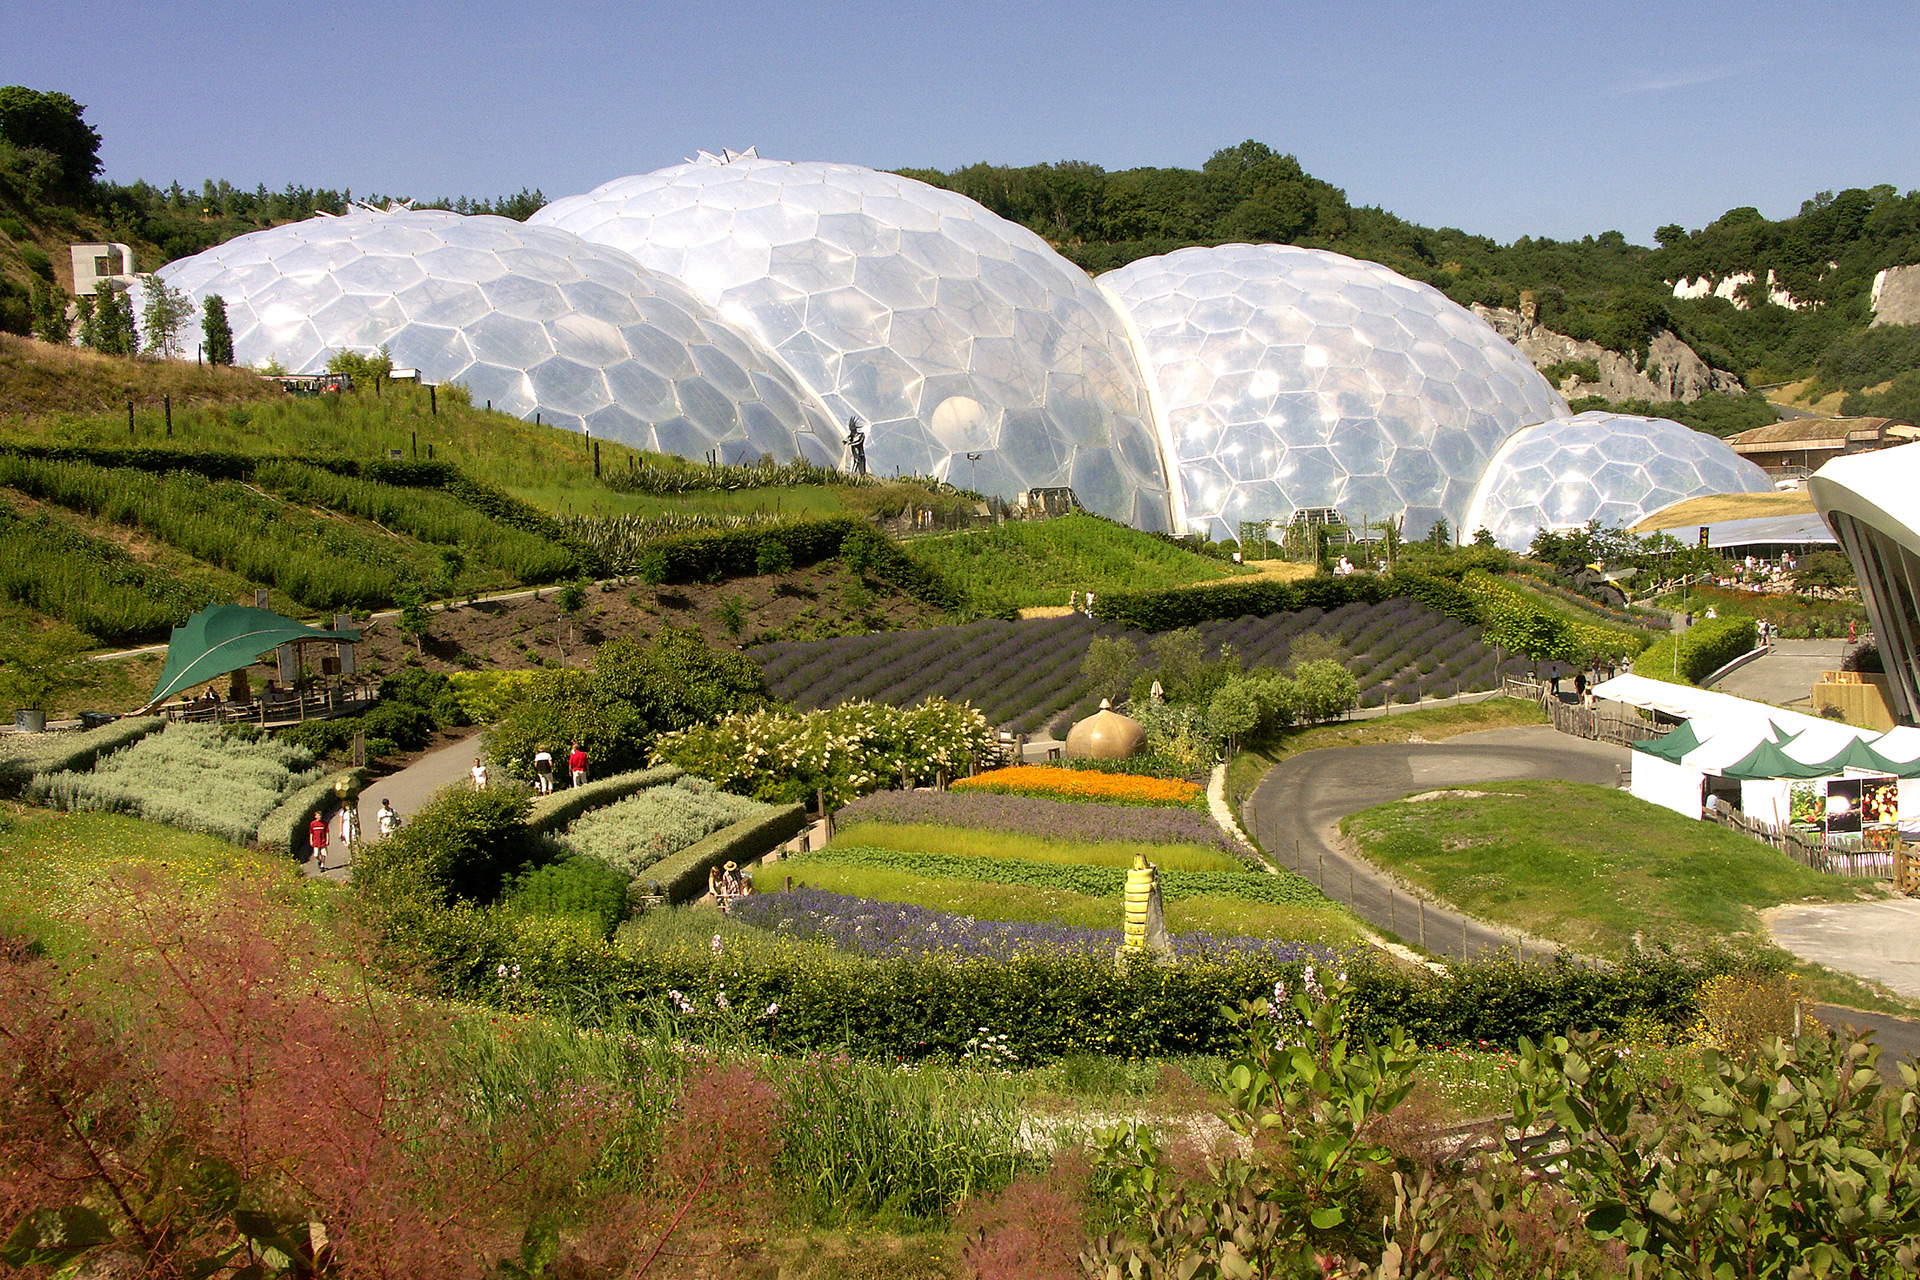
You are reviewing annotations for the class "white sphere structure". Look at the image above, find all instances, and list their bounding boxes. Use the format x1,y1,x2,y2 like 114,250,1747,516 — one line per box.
532,155,1173,529
1462,411,1774,551
151,206,839,461
1097,244,1568,541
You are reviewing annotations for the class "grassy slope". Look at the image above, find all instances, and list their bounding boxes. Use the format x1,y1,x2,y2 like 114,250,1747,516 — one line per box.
0,333,284,418
1631,489,1816,531
902,512,1249,614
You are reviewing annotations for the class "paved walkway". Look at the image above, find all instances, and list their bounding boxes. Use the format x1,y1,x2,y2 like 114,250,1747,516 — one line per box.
1765,899,1920,1000
1240,723,1920,1062
304,730,485,882
1709,638,1848,711
1242,725,1628,960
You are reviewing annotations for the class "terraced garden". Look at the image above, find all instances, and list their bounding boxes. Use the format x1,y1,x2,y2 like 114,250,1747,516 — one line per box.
750,596,1545,735
747,773,1367,951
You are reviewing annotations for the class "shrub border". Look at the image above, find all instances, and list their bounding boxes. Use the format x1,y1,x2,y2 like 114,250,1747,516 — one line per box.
525,764,684,835
649,803,808,902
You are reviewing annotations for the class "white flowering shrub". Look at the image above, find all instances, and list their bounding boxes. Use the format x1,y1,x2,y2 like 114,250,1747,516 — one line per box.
29,722,322,845
558,776,777,879
650,697,996,809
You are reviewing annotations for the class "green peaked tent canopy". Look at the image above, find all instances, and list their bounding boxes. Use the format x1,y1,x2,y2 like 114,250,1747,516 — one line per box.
143,605,360,710
1633,720,1703,763
1807,735,1920,779
1719,734,1832,782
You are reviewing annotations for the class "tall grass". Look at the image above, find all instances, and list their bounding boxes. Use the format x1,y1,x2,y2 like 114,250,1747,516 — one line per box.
29,721,321,844
253,460,578,582
0,454,432,609
777,1057,1034,1223
0,497,216,640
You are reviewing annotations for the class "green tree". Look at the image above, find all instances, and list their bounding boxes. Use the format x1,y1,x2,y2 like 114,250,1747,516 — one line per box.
84,283,135,356
395,584,430,655
326,344,394,382
138,274,192,358
27,279,68,344
0,86,102,191
200,294,234,365
1792,550,1856,596
0,629,93,712
1080,634,1141,702
353,785,538,912
1425,517,1452,549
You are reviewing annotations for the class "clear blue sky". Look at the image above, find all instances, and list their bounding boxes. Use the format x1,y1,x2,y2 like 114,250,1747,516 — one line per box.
10,0,1915,246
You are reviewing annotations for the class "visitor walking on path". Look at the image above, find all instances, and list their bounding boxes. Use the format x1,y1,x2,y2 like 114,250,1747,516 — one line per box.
309,813,330,872
568,743,589,788
339,802,359,856
471,757,489,790
533,747,555,795
377,798,400,837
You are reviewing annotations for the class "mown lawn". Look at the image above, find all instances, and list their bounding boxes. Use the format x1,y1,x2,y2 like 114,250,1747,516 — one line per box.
1340,780,1871,957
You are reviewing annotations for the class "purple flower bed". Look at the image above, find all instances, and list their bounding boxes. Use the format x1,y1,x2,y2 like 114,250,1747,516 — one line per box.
730,885,1336,964
838,788,1243,856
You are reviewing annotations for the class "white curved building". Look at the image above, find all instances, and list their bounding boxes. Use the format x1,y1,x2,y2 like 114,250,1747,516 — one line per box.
532,155,1173,530
151,206,839,461
1810,446,1920,723
1464,412,1773,552
1097,244,1567,540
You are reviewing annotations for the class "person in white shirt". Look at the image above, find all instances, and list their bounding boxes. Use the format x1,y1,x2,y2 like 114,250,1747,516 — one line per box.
532,748,555,795
471,758,489,790
377,799,400,837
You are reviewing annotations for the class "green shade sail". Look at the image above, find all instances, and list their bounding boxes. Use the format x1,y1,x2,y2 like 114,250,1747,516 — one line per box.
143,605,359,710
1633,720,1702,763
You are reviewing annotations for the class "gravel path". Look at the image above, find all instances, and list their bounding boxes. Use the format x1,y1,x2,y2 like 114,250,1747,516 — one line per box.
304,730,485,882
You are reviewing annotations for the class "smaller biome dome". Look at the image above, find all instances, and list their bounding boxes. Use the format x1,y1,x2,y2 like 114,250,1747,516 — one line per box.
1462,411,1774,552
1097,244,1567,541
1065,699,1146,760
145,206,837,463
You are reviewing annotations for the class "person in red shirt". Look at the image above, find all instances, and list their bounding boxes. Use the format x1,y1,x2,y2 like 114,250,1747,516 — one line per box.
567,743,588,789
308,812,330,871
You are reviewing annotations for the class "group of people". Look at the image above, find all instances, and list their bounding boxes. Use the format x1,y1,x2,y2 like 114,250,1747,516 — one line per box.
1066,590,1097,615
469,744,591,794
306,797,400,872
705,859,754,910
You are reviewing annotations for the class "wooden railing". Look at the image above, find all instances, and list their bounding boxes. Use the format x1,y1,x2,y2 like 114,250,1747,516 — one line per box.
1703,802,1898,878
1505,676,1666,746
161,683,375,727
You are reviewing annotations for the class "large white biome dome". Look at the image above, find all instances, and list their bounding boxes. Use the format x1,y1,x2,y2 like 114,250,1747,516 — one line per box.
1097,244,1568,541
532,155,1174,530
151,206,838,462
1462,411,1773,552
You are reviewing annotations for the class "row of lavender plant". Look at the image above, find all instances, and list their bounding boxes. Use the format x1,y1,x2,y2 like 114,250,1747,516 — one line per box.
730,886,1338,964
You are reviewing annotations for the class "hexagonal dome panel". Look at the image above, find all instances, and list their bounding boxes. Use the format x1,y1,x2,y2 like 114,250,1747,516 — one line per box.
532,155,1172,529
1462,411,1774,551
146,206,838,463
1097,244,1567,540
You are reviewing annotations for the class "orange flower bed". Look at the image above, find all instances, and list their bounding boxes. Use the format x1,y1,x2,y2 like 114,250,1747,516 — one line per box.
951,765,1203,808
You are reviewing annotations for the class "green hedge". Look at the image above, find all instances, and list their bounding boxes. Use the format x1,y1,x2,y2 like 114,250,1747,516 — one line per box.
1093,570,1476,631
649,803,808,901
1634,616,1759,686
257,766,369,858
524,764,684,835
801,846,1324,905
396,902,1750,1061
627,517,961,612
0,443,258,480
0,716,165,797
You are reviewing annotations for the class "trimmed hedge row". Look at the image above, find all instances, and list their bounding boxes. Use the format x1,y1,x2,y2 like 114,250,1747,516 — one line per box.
1093,570,1477,632
1634,615,1759,686
0,717,165,797
258,766,370,858
405,904,1749,1061
621,518,960,611
651,803,808,901
524,764,684,835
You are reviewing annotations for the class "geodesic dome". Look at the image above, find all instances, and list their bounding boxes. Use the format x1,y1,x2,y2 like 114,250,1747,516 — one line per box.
532,156,1173,529
1462,411,1774,552
1097,244,1568,541
150,206,838,461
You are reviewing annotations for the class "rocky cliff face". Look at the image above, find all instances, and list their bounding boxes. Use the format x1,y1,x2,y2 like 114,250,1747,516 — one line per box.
1870,265,1920,327
1470,302,1746,403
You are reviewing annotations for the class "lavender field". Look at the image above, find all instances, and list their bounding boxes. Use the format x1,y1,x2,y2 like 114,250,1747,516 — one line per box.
749,598,1550,733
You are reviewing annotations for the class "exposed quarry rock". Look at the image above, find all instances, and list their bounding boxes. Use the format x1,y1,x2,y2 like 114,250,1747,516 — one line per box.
1870,265,1920,327
1471,303,1746,403
1670,269,1812,311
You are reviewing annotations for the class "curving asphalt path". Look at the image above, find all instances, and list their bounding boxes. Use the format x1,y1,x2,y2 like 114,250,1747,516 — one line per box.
1241,724,1920,1063
1244,725,1628,960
